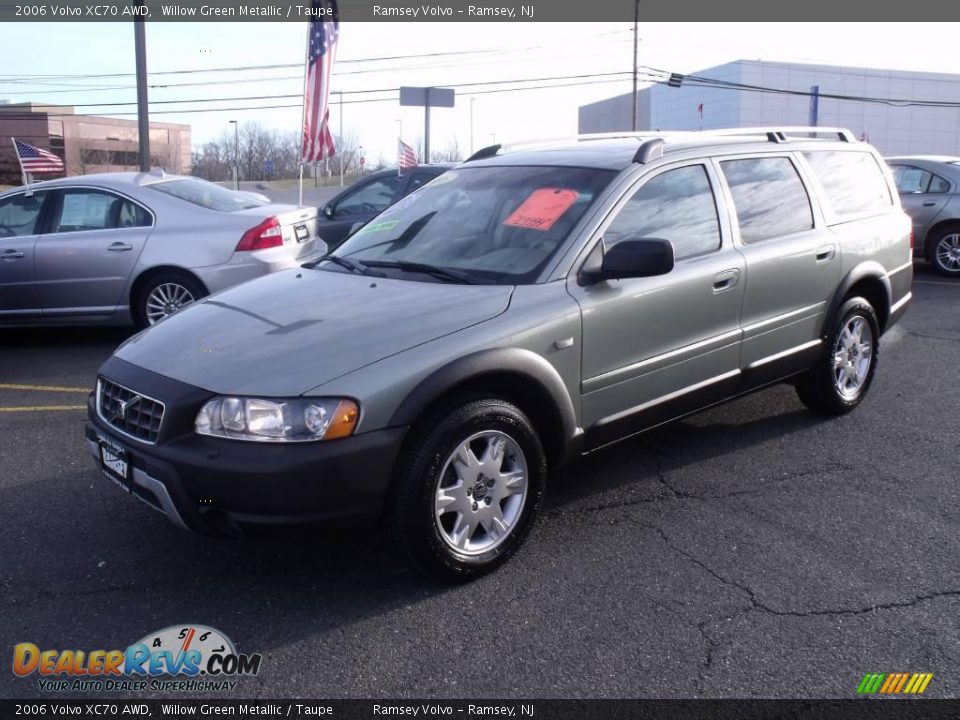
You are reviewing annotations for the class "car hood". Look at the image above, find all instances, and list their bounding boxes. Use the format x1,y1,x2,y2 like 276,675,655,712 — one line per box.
115,269,513,396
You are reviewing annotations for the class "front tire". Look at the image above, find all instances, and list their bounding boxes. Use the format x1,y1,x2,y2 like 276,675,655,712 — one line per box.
392,398,546,582
134,272,207,329
796,296,880,415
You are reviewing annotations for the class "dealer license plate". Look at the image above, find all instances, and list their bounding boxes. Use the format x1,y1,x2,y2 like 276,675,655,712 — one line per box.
98,433,131,492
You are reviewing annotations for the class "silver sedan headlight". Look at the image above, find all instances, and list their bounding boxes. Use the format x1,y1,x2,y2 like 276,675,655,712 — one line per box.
195,397,359,442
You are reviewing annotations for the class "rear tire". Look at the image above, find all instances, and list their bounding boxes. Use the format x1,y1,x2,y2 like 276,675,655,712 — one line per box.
796,296,880,415
929,226,960,277
391,398,546,582
133,272,207,329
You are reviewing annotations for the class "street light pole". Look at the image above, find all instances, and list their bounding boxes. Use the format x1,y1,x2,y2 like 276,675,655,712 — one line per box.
229,120,239,190
133,20,150,172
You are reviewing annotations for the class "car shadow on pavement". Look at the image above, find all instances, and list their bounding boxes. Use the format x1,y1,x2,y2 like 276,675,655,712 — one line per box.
0,381,838,679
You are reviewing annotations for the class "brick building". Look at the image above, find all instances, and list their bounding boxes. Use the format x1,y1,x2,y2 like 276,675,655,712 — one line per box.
0,102,190,185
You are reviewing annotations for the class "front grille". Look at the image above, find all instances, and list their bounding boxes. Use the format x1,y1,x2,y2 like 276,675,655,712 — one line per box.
97,377,165,444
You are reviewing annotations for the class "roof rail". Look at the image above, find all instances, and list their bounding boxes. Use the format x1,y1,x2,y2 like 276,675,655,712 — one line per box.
634,138,664,164
703,127,857,143
462,131,671,162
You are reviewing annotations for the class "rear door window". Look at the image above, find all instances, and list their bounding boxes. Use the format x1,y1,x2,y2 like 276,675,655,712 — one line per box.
720,157,814,244
803,151,892,216
51,189,125,233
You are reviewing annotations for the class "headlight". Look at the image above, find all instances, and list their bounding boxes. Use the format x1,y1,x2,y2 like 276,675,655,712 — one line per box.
195,397,359,442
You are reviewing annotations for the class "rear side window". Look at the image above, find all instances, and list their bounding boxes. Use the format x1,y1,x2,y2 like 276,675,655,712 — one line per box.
803,151,892,216
720,157,814,244
147,178,265,212
51,189,151,233
605,164,721,260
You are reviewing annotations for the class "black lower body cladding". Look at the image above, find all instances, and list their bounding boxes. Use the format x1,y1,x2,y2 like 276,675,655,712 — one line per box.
87,357,406,534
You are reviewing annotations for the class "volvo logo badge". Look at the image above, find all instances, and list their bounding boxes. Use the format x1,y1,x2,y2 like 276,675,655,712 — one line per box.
110,395,141,422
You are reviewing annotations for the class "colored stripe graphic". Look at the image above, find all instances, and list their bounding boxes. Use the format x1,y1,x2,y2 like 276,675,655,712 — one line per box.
858,673,932,695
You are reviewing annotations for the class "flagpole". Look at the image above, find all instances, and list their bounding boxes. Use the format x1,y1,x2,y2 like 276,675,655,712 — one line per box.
298,19,310,209
11,138,28,186
397,119,402,178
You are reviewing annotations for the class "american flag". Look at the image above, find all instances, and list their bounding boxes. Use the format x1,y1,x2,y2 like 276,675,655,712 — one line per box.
300,0,339,163
13,138,64,173
398,138,417,170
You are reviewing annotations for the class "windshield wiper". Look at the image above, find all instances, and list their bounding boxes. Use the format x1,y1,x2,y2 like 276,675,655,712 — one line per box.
305,255,382,276
361,260,475,284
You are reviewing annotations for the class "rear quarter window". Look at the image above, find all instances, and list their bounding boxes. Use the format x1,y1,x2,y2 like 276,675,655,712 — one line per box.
803,151,893,217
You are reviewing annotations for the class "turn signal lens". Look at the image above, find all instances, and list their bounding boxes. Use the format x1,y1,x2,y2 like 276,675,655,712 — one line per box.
322,400,359,440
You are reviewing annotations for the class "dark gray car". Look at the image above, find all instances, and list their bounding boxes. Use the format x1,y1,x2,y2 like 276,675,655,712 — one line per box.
86,128,911,581
317,165,452,249
887,156,960,277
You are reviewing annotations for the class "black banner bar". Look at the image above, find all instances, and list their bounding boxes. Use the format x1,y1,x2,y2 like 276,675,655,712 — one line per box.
2,700,960,720
0,0,951,22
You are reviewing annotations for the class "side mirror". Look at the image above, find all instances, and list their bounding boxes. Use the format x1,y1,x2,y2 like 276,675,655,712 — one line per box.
580,238,674,285
322,205,334,219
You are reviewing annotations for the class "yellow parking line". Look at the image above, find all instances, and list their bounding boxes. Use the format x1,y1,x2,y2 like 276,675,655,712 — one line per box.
0,383,90,393
0,405,87,412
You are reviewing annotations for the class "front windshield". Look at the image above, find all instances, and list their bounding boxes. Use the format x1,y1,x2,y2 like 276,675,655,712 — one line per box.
331,165,615,284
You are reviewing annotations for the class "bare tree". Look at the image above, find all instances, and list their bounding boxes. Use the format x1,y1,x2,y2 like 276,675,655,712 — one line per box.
432,137,464,163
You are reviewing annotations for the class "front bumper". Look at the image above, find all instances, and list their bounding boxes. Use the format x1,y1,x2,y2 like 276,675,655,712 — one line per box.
86,359,406,535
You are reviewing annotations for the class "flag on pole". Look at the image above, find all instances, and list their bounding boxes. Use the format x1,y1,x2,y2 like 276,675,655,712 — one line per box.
300,0,339,163
13,138,64,173
398,138,417,170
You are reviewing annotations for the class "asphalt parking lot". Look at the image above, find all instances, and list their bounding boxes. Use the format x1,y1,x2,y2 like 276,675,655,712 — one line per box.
1,263,958,700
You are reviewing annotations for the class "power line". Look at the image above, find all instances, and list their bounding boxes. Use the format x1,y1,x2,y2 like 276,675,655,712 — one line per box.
0,71,635,113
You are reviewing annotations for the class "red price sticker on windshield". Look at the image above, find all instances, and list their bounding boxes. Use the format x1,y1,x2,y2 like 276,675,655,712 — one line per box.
503,188,580,232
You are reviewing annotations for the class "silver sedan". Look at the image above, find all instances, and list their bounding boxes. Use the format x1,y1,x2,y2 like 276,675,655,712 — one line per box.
0,172,325,327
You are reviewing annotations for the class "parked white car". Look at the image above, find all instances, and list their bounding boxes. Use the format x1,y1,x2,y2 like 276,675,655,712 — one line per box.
0,172,325,327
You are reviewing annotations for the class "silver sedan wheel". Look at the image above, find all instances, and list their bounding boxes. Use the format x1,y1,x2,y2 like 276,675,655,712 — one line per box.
833,315,873,400
434,430,528,556
935,233,960,273
145,283,195,325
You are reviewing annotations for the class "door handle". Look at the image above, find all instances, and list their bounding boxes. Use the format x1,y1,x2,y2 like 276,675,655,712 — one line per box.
713,268,740,293
815,244,836,262
107,242,134,252
1,250,24,260
922,201,937,207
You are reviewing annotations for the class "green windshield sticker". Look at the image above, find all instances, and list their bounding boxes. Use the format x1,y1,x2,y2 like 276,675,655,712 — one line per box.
355,220,400,236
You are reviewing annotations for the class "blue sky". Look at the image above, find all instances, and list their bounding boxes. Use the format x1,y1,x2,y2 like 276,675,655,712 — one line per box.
2,22,959,162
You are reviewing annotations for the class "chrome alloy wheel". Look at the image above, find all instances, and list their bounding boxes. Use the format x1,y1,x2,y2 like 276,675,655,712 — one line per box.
935,233,960,273
145,283,196,325
833,315,873,400
434,430,528,556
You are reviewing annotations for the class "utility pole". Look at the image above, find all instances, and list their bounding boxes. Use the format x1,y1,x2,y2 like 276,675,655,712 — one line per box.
134,20,150,172
631,1,639,132
229,120,239,190
470,97,475,155
337,91,344,187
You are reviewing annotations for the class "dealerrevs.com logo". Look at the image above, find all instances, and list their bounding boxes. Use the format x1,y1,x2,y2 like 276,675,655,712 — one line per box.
13,625,262,693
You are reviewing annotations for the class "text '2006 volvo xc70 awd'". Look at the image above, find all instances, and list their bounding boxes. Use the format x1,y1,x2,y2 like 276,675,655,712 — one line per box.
86,128,912,580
